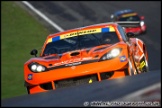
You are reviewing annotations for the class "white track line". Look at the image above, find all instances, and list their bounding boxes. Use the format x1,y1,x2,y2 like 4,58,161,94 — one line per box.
22,1,64,32
114,82,161,101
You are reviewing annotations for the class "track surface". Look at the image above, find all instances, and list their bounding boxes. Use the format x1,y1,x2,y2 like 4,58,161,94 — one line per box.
2,1,161,107
2,70,161,107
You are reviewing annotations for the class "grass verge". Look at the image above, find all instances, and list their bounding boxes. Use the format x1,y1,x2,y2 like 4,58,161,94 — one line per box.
2,1,50,99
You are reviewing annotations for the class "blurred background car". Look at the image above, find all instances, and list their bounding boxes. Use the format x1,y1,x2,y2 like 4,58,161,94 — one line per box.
110,9,147,35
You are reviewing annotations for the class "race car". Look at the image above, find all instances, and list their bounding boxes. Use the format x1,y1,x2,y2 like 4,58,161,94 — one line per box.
24,22,149,94
110,9,147,35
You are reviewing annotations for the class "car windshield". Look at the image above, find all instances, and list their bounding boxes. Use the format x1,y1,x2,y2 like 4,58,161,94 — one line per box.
42,31,119,56
118,15,140,21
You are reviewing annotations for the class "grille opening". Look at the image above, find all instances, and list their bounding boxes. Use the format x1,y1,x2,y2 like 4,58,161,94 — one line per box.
70,52,80,56
40,82,53,90
100,71,114,80
54,74,98,89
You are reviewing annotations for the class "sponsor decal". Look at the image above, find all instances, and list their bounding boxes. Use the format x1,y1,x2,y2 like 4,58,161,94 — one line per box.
139,61,145,69
54,58,81,66
119,55,127,62
49,59,98,70
65,62,81,66
89,79,93,83
28,74,33,80
47,27,115,44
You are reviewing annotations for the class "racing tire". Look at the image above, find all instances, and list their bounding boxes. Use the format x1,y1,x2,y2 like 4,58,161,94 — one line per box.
142,30,147,35
26,86,30,94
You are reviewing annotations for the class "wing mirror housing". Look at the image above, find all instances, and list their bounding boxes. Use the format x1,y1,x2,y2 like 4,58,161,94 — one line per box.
30,49,38,57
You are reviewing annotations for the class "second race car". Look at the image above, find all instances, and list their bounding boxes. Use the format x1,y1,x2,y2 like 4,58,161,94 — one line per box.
110,9,147,35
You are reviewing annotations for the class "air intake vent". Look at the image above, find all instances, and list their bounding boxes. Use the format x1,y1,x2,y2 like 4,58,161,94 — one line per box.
70,52,80,56
54,74,98,89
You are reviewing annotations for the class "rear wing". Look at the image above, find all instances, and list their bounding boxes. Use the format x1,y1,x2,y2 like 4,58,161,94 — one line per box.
115,21,140,27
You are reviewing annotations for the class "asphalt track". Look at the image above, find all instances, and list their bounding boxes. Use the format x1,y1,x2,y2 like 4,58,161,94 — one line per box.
2,70,161,107
2,1,161,107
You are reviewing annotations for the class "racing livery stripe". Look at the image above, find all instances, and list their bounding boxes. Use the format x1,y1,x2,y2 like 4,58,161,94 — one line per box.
52,36,60,42
48,59,99,70
47,38,52,43
107,27,115,32
136,38,143,52
139,53,144,61
102,27,115,32
47,27,115,43
60,28,101,39
121,13,137,17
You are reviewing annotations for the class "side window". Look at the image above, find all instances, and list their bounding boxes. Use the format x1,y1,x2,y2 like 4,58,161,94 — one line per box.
114,16,118,21
117,25,128,42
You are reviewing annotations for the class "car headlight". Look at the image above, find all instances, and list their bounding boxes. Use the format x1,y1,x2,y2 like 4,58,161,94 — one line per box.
110,15,114,19
140,21,144,26
28,62,48,72
99,48,122,61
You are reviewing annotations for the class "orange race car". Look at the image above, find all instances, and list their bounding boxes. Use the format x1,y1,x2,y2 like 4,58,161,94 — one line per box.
24,22,149,94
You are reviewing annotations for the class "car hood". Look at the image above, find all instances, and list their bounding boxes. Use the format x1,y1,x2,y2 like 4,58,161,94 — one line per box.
27,44,115,67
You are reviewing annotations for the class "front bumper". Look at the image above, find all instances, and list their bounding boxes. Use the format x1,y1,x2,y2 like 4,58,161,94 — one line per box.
24,54,129,94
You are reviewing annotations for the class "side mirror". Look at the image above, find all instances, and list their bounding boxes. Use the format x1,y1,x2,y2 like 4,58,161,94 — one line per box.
110,14,114,19
140,16,144,20
30,49,38,57
127,32,136,38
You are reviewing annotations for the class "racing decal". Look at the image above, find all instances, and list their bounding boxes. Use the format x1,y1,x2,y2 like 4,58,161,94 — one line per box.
48,59,98,70
60,29,100,39
102,27,115,32
119,55,127,62
136,38,143,52
89,79,93,83
136,38,145,62
47,36,60,43
139,56,146,70
47,27,115,44
139,61,146,69
47,38,52,43
139,54,144,62
65,62,81,66
54,58,82,66
28,74,33,80
121,13,137,17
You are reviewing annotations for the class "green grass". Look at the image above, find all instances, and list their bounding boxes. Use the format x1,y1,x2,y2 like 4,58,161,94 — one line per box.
1,1,50,99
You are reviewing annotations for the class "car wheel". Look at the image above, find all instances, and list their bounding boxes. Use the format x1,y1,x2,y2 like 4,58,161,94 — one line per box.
26,86,30,94
139,54,149,73
142,30,147,35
